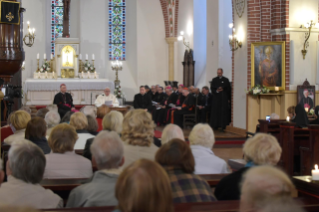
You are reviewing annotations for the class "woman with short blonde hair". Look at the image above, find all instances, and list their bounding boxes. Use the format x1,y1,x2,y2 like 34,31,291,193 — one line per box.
189,124,229,174
4,110,31,145
115,159,173,212
44,123,92,179
121,109,158,169
215,133,282,201
70,112,88,130
102,111,123,134
96,105,111,131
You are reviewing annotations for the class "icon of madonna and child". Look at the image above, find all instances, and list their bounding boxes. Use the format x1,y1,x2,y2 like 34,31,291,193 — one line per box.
252,42,285,90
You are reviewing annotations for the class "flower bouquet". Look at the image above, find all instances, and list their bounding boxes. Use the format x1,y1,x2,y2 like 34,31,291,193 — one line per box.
246,85,270,96
114,85,125,99
84,61,95,73
40,61,51,73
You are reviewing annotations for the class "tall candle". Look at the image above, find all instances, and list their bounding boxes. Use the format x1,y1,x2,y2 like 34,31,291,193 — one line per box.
312,165,319,181
51,54,53,60
92,54,95,60
37,53,39,59
79,54,82,60
44,53,47,60
86,54,88,60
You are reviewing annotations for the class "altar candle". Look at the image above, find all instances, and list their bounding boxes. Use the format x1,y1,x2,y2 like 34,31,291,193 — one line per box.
51,54,53,60
80,54,82,60
275,86,279,91
312,165,319,180
286,116,290,122
86,54,88,60
92,54,95,60
44,53,46,60
37,53,39,59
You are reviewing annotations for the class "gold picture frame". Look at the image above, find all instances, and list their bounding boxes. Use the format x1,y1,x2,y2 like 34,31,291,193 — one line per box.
251,41,286,91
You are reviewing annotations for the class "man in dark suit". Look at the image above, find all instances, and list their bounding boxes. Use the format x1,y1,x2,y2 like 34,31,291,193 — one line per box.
133,86,152,111
210,68,231,132
53,84,74,119
153,86,177,125
198,86,212,123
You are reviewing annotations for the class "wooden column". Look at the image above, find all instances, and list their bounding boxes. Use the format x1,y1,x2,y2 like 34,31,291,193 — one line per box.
165,37,177,81
63,0,71,37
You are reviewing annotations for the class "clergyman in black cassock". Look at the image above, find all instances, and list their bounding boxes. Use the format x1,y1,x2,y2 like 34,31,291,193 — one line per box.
154,87,178,125
198,86,212,123
210,69,231,131
133,86,152,111
173,89,196,128
53,84,74,119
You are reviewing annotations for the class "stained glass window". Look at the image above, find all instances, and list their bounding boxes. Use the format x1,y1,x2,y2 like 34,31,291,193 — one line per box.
109,0,126,61
51,0,64,55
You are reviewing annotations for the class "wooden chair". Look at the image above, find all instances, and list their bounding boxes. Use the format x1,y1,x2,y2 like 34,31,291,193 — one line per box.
183,96,198,129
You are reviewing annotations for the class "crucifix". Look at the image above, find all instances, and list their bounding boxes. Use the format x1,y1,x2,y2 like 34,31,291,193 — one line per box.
63,0,71,37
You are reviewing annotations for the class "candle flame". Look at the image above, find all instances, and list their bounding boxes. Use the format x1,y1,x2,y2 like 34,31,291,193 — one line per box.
315,164,318,170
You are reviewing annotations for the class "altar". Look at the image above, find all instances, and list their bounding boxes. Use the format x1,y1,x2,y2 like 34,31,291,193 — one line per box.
24,78,114,106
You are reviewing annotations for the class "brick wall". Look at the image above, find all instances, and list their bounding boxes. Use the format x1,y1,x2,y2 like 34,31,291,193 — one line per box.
160,0,180,38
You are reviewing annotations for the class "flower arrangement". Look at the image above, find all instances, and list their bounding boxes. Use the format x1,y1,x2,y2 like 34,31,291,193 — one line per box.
40,61,51,73
246,85,270,96
114,85,125,98
84,61,95,73
309,108,315,115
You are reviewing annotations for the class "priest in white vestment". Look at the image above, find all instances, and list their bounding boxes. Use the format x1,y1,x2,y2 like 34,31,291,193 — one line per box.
95,87,119,107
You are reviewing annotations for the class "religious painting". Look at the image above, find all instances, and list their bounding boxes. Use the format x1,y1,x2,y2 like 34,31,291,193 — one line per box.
235,0,245,18
251,41,286,91
297,79,315,112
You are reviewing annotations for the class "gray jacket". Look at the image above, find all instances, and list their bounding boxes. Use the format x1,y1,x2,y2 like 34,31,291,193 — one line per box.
66,170,119,207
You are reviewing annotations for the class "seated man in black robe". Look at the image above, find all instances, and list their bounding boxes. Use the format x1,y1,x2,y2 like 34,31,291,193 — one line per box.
149,85,158,101
153,86,177,125
53,84,74,119
133,86,152,111
173,88,196,128
197,86,212,123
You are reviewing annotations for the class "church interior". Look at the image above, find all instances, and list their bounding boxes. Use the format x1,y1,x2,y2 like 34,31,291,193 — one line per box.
2,0,319,211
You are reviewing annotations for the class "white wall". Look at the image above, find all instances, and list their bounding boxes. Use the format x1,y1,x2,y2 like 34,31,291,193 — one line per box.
289,0,319,88
233,0,248,129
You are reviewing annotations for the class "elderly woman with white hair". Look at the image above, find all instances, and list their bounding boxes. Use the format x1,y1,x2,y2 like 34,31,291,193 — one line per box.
45,111,61,136
214,133,282,201
0,140,62,208
67,131,124,207
189,124,229,175
161,124,185,144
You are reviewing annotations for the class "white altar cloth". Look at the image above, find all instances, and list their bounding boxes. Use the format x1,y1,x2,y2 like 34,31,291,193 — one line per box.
24,78,114,92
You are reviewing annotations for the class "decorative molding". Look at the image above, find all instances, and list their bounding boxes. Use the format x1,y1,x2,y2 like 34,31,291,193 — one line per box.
235,0,245,18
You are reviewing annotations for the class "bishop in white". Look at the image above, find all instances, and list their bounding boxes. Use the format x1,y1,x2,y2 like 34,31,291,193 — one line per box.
95,87,119,107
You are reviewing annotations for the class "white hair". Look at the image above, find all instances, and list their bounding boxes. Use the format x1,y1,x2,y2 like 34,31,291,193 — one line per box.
90,131,124,170
46,104,58,112
81,106,97,118
45,111,61,128
8,140,46,184
189,123,215,149
270,113,279,120
161,124,185,144
104,87,111,91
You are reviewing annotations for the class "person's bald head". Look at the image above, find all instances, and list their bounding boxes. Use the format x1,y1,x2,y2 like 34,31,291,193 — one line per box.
104,88,111,96
240,166,295,212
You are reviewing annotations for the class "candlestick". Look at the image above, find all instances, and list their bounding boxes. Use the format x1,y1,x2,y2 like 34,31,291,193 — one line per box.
79,59,83,74
37,53,39,59
286,116,290,122
312,165,319,181
36,58,40,73
51,54,53,60
44,53,46,60
86,54,88,60
92,60,95,69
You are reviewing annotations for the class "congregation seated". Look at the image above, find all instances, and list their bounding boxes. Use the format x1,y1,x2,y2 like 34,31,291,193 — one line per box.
44,111,61,136
60,111,74,123
189,124,229,174
86,115,99,136
35,108,49,119
293,103,309,128
96,105,111,132
155,139,216,203
4,110,31,145
239,166,304,212
81,105,97,118
46,104,58,112
161,124,185,144
19,106,32,115
70,112,95,150
121,109,159,169
83,111,123,160
67,131,124,207
113,159,174,212
44,124,93,179
25,117,51,154
0,140,63,208
214,133,282,200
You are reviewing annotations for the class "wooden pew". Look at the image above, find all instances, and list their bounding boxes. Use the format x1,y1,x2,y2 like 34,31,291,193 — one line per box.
258,119,286,141
43,198,319,212
228,159,246,171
